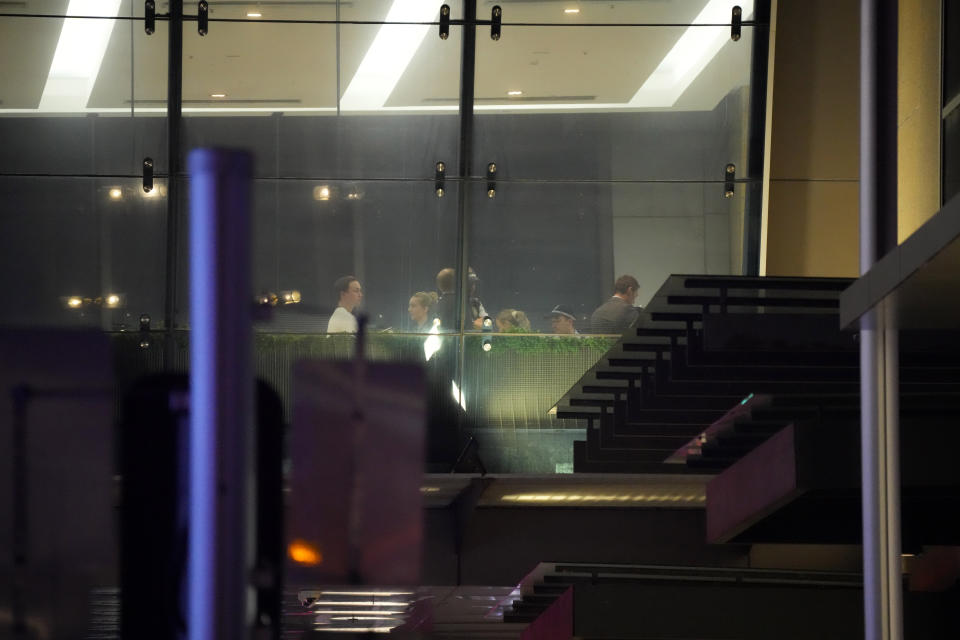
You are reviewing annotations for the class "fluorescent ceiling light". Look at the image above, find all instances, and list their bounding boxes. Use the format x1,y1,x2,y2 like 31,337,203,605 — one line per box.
564,8,580,13
340,0,443,111
629,0,754,108
39,0,122,111
247,12,262,18
507,90,523,96
210,93,226,98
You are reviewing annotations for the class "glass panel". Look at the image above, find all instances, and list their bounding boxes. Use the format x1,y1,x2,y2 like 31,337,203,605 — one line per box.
0,7,167,175
464,180,750,332
247,2,463,181
472,21,758,181
462,175,755,470
0,176,167,328
180,14,336,176
174,177,460,332
496,0,750,26
462,333,617,472
181,6,461,181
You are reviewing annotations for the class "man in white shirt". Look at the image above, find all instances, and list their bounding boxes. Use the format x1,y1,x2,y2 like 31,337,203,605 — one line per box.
326,275,362,333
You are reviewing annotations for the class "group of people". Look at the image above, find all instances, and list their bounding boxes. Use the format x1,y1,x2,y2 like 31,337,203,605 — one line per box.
325,271,642,336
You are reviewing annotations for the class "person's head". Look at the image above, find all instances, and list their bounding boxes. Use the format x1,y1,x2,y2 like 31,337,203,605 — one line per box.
408,291,437,326
547,305,576,334
334,275,362,312
613,274,640,305
496,309,530,332
436,268,456,294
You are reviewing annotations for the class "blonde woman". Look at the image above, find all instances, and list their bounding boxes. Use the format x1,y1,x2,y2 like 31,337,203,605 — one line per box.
495,308,530,332
408,291,439,332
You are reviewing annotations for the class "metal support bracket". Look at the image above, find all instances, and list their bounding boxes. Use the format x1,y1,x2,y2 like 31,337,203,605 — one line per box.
143,157,154,193
145,0,155,34
438,4,503,41
435,161,447,197
439,4,450,39
197,1,208,36
731,5,742,41
723,163,736,198
486,162,497,198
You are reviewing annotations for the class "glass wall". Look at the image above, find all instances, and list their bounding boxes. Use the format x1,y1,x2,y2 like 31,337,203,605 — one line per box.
0,0,769,473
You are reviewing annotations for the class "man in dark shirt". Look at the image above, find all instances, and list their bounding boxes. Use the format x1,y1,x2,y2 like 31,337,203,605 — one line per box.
590,275,640,334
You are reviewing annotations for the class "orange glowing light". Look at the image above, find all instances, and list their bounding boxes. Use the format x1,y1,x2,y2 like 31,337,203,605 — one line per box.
288,540,322,565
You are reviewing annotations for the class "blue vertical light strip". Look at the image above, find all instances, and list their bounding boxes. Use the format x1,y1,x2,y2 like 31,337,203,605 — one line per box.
189,149,217,640
188,148,254,640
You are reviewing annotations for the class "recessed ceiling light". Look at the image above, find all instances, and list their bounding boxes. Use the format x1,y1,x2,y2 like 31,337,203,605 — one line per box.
247,12,261,18
210,93,226,98
564,8,580,14
507,90,523,96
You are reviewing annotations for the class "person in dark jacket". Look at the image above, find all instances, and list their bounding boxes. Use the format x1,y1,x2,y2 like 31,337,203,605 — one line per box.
590,275,640,334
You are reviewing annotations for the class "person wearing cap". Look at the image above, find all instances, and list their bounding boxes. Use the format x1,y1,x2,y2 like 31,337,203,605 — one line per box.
546,305,578,334
590,274,640,334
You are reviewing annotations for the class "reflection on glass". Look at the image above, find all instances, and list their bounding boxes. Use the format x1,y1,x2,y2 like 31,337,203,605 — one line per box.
472,17,756,181
243,179,458,335
0,11,166,175
183,21,336,115
0,177,167,328
466,180,751,332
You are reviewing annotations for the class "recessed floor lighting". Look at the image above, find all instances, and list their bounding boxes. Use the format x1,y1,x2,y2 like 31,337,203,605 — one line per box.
210,93,226,98
507,90,523,96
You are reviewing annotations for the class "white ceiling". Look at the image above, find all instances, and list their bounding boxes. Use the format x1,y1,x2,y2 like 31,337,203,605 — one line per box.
0,0,755,114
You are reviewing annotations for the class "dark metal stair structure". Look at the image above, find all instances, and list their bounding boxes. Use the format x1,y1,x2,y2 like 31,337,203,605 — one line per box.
505,563,959,639
558,274,960,545
562,274,861,473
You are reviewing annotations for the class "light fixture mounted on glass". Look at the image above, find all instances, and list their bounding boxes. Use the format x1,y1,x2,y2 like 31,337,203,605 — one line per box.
62,293,124,310
313,185,331,201
256,290,302,306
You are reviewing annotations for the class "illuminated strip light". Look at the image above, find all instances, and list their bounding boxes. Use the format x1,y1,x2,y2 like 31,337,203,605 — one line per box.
311,610,406,615
340,0,444,111
500,493,705,503
317,632,393,635
309,601,409,607
629,0,754,108
320,591,414,597
39,0,122,111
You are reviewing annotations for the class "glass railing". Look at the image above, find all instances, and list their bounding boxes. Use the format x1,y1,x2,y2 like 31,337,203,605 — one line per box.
1,0,769,474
